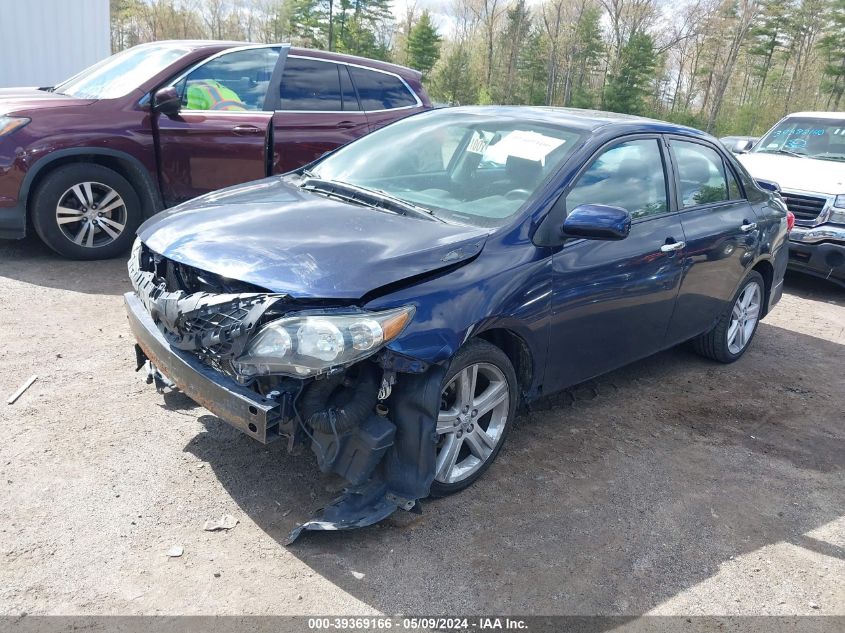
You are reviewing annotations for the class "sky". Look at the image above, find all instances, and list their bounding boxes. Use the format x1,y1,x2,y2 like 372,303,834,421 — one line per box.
389,0,450,28
388,0,565,39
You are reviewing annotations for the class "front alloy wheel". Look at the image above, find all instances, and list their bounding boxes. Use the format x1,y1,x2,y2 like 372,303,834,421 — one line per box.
55,181,128,249
430,340,517,497
31,163,141,260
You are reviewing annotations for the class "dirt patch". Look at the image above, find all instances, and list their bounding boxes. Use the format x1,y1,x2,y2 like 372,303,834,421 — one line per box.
1,237,843,616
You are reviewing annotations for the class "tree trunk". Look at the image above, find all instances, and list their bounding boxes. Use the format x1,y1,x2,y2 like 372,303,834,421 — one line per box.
328,0,334,50
707,3,758,132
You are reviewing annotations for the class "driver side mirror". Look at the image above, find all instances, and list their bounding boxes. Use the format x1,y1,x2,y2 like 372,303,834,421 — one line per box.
562,204,632,241
153,86,181,117
733,139,754,153
755,178,781,194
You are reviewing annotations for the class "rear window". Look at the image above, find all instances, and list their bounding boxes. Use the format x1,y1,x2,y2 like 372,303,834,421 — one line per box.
348,66,417,111
280,57,346,111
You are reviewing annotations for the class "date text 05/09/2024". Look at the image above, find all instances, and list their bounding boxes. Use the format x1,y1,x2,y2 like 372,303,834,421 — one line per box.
306,617,529,630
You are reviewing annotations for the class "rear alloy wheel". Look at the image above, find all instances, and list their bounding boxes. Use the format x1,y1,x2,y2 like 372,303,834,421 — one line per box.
31,163,141,260
692,270,765,363
429,340,518,497
727,281,762,355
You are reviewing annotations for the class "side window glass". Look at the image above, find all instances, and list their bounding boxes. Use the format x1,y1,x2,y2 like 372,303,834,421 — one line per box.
182,47,280,111
726,165,742,199
339,65,360,111
348,66,417,110
566,139,668,219
674,141,729,207
279,57,342,111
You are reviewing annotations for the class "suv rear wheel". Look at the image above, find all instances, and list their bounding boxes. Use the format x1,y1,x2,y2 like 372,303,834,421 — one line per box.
31,163,141,260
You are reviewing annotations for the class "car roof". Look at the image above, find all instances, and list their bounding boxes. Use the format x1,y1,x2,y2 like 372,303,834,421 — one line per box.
784,111,845,120
440,105,710,137
288,47,422,79
134,39,247,51
132,41,421,78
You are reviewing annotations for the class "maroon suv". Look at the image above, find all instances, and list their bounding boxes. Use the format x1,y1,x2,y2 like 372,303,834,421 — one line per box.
0,41,431,259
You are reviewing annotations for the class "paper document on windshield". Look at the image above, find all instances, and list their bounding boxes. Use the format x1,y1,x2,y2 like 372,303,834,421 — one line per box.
485,130,566,164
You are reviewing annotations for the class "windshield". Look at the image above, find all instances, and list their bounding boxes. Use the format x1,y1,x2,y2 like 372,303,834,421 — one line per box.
753,116,845,161
309,110,583,227
54,44,190,99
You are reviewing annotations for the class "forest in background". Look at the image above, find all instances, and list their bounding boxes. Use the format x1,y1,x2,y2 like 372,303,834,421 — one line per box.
110,0,845,135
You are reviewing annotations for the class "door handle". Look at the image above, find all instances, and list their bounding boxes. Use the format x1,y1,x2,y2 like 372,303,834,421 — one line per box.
232,124,262,135
740,221,758,232
336,120,358,129
660,240,686,253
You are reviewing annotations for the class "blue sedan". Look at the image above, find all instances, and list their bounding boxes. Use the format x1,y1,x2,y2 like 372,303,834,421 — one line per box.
124,106,789,540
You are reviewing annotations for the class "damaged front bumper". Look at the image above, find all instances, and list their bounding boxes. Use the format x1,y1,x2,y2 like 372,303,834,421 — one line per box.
125,292,294,443
124,246,444,543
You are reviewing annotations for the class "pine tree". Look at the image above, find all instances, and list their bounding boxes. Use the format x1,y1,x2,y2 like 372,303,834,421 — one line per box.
495,0,531,103
432,45,476,105
516,26,548,106
820,0,845,108
334,0,392,57
568,4,604,107
603,31,657,115
407,11,442,79
747,0,791,98
288,0,328,47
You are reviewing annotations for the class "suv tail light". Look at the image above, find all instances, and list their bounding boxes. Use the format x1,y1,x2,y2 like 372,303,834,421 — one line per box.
786,210,795,232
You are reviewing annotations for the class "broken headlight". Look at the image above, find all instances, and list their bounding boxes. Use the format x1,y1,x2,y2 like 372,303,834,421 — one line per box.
131,236,142,264
233,306,415,378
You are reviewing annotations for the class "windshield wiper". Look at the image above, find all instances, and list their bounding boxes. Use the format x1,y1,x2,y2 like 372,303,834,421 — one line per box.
38,85,69,96
366,186,441,218
758,148,806,158
301,177,443,222
813,153,845,162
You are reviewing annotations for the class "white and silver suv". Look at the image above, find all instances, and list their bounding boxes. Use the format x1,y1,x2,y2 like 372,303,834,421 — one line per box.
736,112,845,287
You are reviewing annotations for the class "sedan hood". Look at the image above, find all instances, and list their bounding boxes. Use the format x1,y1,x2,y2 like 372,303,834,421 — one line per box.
738,152,845,195
0,87,94,114
138,178,489,300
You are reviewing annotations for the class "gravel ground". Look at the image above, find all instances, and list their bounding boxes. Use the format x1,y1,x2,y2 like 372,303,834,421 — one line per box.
1,234,843,617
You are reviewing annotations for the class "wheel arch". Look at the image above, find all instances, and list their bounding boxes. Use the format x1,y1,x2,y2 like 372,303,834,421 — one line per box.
750,256,775,318
474,326,534,403
22,149,163,222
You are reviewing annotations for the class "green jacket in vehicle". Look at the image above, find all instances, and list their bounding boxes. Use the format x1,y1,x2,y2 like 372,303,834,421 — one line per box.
186,80,246,111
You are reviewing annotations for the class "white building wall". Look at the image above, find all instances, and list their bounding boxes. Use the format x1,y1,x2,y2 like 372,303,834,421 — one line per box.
0,0,110,88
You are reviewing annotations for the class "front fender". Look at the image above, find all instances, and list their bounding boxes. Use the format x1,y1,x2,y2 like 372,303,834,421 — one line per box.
19,147,163,219
365,231,553,396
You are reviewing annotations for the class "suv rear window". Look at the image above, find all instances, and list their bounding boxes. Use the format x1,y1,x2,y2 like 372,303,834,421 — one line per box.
348,66,417,111
280,57,350,111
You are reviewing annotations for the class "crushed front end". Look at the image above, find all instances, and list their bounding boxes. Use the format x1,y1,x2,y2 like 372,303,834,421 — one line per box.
125,239,443,542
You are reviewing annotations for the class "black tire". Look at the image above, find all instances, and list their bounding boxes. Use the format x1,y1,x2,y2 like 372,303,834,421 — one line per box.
31,163,141,260
429,339,518,497
692,270,765,363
